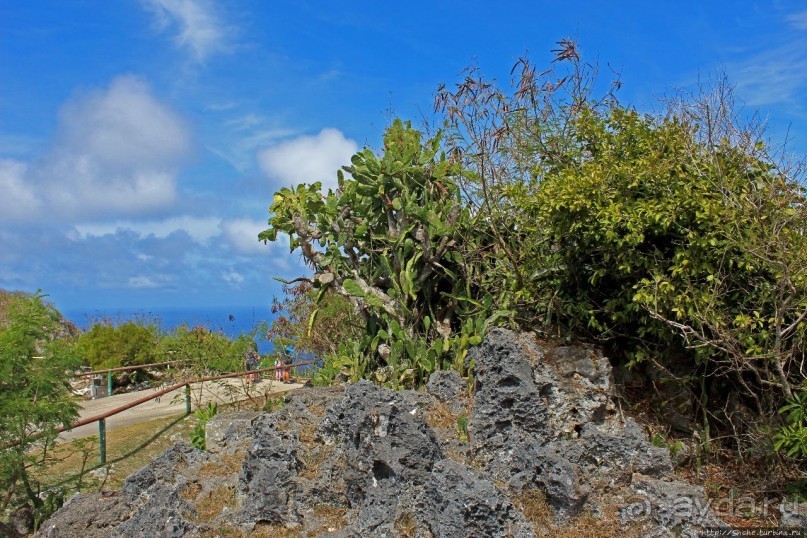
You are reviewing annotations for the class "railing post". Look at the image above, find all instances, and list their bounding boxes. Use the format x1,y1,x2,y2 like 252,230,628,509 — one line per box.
185,384,191,415
98,418,106,464
107,371,113,397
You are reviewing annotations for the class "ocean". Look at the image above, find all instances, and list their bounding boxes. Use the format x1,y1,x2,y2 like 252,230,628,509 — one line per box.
63,305,278,354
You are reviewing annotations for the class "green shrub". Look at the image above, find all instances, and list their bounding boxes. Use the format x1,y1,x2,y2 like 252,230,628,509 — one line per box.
76,320,160,370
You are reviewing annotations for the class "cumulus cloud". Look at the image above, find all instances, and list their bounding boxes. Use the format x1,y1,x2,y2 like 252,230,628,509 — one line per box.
257,128,357,192
142,0,229,61
0,76,190,224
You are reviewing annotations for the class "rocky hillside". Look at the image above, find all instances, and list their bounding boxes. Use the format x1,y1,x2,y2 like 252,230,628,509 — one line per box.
0,289,79,339
38,329,730,537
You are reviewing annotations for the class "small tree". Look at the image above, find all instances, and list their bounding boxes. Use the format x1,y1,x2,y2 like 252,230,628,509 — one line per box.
261,119,489,387
0,293,81,520
268,281,364,360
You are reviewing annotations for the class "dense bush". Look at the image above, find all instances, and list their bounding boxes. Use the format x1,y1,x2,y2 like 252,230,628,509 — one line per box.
157,325,255,375
75,320,161,370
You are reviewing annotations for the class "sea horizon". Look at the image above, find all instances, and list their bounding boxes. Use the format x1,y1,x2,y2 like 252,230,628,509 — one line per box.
62,305,278,353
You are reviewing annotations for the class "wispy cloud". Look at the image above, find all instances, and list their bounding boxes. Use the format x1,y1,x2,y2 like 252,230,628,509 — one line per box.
727,10,807,110
257,128,358,192
787,10,807,30
141,0,231,61
730,39,807,108
128,276,161,289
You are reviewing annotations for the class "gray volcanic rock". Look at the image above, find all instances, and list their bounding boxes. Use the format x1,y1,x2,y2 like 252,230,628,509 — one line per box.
418,459,535,538
426,370,466,413
205,411,259,454
121,442,210,501
469,328,718,532
621,475,727,537
112,484,197,538
780,500,807,528
236,414,303,526
38,329,724,537
37,493,132,538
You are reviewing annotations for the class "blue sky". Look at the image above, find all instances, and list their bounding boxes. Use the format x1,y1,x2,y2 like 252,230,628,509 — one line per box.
1,1,806,312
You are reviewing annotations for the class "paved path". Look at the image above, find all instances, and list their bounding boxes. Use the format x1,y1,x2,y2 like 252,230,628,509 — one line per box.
59,377,304,442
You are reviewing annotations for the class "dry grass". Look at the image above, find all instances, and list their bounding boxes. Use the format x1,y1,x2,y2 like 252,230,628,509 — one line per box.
36,413,195,492
394,512,419,537
181,482,203,501
306,504,348,536
199,525,242,538
250,522,300,537
298,423,318,447
195,485,237,523
198,453,244,479
307,405,326,418
299,446,330,480
511,488,645,538
425,401,458,430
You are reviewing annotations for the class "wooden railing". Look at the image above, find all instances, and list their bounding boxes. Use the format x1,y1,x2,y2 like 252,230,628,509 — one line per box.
2,361,314,464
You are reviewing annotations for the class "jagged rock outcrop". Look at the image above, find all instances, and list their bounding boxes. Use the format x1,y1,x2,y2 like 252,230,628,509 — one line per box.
39,329,726,537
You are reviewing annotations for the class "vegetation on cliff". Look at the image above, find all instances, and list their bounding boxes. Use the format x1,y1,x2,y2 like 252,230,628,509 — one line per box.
261,43,807,485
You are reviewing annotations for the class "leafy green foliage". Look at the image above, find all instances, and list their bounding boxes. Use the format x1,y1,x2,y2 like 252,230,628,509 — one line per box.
262,120,493,387
0,293,81,521
260,46,806,487
189,402,218,451
457,415,469,442
774,390,807,459
524,104,806,410
75,320,161,370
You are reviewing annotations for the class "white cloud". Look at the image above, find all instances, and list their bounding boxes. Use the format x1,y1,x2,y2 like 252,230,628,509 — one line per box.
221,218,272,255
208,124,297,172
257,128,358,192
142,0,229,61
76,216,222,243
0,159,40,220
0,76,191,224
56,75,190,170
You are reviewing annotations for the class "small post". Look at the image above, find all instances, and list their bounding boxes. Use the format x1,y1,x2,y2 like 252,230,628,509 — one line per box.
107,371,113,397
99,418,106,464
185,384,191,415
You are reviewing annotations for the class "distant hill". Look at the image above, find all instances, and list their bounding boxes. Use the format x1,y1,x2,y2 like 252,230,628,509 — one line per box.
0,289,79,338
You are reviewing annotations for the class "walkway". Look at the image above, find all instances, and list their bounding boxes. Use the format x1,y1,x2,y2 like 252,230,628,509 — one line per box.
59,377,304,442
